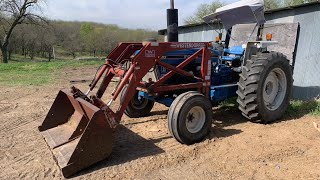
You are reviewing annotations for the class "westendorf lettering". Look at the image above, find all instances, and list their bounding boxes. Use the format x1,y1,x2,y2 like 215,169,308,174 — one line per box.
170,43,206,49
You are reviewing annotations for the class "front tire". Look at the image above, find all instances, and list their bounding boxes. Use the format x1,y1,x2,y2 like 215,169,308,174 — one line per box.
237,52,293,123
168,92,213,145
120,86,154,118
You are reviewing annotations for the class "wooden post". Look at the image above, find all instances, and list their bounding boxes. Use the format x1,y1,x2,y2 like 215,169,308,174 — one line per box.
0,50,2,63
52,46,56,60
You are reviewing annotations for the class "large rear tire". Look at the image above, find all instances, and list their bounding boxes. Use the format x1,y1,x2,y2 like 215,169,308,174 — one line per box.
168,92,213,145
237,52,293,123
120,86,154,118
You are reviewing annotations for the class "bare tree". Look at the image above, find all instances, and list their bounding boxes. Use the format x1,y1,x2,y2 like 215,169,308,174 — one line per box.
0,0,43,63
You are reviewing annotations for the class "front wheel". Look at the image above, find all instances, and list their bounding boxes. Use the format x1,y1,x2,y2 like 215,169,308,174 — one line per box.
168,92,213,145
120,86,154,118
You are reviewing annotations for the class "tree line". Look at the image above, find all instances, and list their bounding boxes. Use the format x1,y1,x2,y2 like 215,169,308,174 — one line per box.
0,0,159,63
6,21,160,61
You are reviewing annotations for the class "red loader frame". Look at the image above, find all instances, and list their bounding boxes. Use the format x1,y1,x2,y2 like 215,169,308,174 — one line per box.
89,42,213,127
39,41,213,177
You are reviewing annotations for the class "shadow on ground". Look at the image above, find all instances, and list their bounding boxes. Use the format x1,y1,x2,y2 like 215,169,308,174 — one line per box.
209,105,245,139
73,125,169,178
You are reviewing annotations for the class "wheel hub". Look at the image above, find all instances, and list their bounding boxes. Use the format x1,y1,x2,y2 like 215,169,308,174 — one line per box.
265,82,274,95
131,94,149,110
263,68,287,111
186,106,206,134
187,113,195,123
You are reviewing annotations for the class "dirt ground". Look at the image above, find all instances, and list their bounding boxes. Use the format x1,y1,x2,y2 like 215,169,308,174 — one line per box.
1,66,320,180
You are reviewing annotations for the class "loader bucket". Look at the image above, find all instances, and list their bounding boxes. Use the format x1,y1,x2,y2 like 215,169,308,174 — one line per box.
39,89,114,177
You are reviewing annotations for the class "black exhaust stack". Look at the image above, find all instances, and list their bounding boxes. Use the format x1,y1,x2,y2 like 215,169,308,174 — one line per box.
167,0,178,42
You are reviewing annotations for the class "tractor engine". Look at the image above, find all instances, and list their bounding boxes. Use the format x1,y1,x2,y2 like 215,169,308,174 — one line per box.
144,49,239,85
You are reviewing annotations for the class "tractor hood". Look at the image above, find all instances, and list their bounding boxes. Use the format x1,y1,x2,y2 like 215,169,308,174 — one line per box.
203,0,265,30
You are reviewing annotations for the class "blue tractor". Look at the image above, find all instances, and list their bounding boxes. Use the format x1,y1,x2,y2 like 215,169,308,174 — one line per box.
39,0,294,176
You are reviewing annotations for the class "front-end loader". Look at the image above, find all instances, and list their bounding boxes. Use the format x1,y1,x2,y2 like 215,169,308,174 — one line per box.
39,0,296,177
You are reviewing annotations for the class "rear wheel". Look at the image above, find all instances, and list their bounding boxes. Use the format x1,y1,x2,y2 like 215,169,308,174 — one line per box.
237,52,293,123
168,92,213,145
120,86,154,118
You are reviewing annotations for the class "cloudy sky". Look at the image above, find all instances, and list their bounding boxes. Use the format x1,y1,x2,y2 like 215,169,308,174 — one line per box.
43,0,236,30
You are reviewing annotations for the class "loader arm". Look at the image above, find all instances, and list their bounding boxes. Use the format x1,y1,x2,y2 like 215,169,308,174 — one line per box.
91,42,213,123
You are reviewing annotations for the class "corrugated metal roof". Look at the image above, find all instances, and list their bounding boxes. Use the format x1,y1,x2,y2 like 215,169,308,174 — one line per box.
158,1,320,35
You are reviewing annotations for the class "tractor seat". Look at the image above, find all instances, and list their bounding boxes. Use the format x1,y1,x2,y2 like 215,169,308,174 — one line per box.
224,46,244,55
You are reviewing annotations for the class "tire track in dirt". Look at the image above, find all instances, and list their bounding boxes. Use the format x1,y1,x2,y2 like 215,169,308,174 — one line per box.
0,115,45,133
0,86,61,179
142,163,222,180
0,122,61,179
0,91,49,133
0,103,17,113
0,88,40,102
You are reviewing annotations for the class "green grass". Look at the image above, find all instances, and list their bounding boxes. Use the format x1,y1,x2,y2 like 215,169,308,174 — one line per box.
0,59,103,86
286,100,320,117
218,97,238,112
